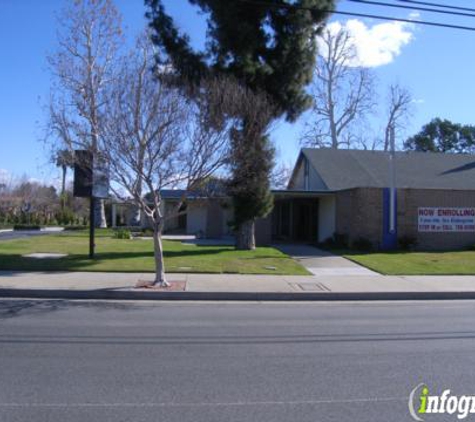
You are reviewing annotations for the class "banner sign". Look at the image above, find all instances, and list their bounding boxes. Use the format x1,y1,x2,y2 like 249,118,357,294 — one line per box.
418,207,475,232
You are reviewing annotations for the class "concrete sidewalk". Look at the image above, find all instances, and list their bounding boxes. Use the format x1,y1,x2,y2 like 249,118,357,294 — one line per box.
2,270,475,301
273,244,379,276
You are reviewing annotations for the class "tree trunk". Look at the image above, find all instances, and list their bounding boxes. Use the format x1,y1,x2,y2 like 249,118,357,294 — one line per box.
94,198,107,228
152,225,170,287
236,219,256,250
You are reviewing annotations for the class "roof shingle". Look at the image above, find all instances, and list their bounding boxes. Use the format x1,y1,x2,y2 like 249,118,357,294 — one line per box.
302,148,475,191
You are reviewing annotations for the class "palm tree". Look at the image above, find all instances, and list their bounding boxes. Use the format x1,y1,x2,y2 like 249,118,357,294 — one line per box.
55,149,74,210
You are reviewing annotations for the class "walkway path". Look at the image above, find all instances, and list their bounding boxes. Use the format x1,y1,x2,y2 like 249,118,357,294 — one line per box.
273,244,379,276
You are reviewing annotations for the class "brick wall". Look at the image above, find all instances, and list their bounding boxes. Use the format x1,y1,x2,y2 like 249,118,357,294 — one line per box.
397,189,475,250
335,187,475,250
335,188,383,248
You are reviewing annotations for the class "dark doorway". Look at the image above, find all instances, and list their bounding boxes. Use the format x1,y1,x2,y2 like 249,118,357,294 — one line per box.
272,198,318,242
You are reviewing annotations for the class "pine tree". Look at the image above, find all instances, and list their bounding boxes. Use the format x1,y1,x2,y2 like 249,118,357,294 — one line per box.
146,0,334,249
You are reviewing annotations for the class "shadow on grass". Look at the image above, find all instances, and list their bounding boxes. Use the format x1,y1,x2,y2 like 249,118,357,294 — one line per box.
0,247,237,272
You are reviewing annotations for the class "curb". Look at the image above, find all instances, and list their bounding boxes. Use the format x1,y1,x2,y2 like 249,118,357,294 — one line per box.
2,289,475,301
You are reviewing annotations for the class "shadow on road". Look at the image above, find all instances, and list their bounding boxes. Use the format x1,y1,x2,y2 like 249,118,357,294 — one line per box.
0,299,144,319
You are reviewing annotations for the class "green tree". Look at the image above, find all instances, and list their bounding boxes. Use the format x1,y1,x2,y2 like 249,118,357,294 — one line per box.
404,118,475,153
146,0,334,249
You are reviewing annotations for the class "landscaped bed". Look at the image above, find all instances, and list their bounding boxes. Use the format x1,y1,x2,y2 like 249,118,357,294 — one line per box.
0,229,309,275
343,249,475,275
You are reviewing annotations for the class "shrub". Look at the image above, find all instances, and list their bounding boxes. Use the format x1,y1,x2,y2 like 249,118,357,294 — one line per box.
137,228,154,237
398,235,418,251
13,224,41,231
320,232,349,249
113,228,132,239
56,208,75,225
351,236,373,251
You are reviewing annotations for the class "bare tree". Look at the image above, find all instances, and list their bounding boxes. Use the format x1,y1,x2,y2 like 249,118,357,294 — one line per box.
301,25,376,149
46,0,123,227
383,84,413,151
101,38,232,286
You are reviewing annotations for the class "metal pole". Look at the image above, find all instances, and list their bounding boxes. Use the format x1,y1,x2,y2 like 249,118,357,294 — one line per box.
389,125,396,234
89,196,95,259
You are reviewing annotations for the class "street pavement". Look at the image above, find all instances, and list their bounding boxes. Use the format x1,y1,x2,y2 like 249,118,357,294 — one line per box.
1,299,474,421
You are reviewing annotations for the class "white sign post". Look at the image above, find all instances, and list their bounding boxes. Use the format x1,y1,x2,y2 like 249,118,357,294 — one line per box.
418,207,475,232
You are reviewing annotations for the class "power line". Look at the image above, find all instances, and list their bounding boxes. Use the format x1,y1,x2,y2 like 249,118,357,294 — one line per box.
332,10,475,31
235,0,475,32
395,0,475,14
345,0,475,19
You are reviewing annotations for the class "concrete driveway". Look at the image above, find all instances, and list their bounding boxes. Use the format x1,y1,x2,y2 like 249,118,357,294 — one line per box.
0,227,64,241
273,244,379,276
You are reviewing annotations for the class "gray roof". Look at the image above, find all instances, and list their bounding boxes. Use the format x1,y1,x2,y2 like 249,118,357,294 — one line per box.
302,148,475,191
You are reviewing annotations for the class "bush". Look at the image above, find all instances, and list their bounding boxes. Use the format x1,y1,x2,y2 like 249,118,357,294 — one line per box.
398,235,418,251
320,232,349,249
13,224,41,231
56,208,75,225
113,228,132,239
351,236,373,251
136,228,154,237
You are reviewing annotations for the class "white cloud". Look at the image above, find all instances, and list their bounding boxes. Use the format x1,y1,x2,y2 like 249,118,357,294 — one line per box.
322,18,415,68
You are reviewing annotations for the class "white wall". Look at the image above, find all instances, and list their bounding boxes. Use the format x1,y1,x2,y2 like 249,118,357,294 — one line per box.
187,203,207,235
290,156,328,191
309,163,328,190
318,195,336,242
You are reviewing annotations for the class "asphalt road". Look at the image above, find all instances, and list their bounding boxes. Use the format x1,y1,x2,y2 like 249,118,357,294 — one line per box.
1,299,474,422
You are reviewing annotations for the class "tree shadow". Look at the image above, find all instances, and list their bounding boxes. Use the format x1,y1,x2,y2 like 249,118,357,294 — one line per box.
0,299,144,320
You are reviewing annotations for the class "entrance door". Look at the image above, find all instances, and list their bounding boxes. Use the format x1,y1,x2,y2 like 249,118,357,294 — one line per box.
272,198,318,242
293,199,318,242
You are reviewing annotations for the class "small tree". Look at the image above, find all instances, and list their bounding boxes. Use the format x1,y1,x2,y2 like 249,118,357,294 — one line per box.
301,25,376,149
101,40,232,286
383,84,412,151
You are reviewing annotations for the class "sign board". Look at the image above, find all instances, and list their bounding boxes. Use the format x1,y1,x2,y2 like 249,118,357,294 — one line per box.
73,150,109,199
418,207,475,232
73,150,92,198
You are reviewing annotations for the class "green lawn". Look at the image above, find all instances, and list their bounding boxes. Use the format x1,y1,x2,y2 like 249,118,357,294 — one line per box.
343,250,475,275
0,230,309,275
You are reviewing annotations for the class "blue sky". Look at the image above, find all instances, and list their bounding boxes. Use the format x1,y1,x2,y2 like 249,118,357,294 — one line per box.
1,0,475,185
